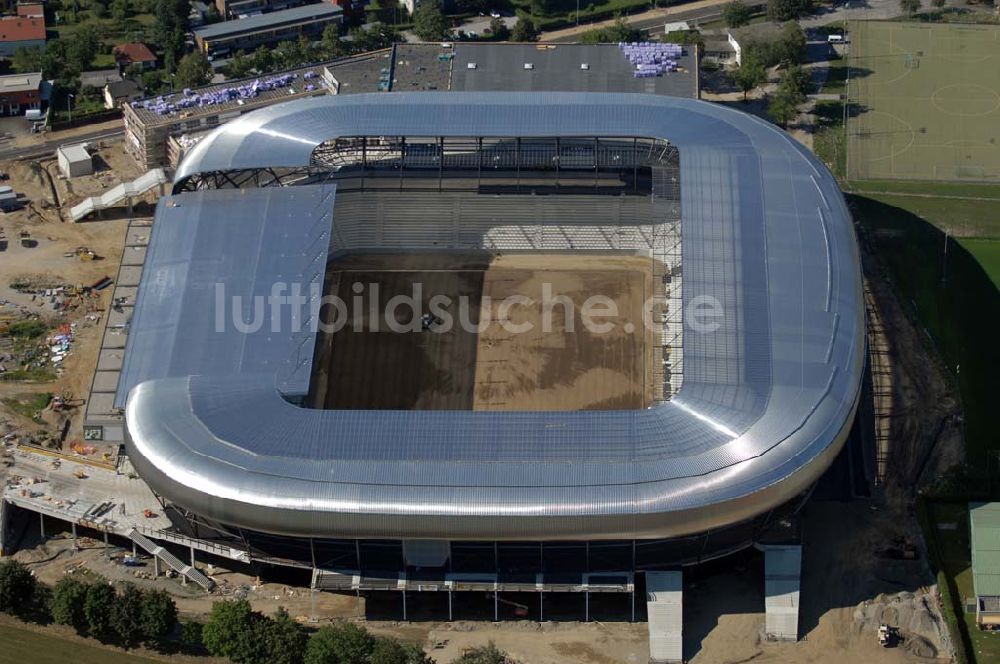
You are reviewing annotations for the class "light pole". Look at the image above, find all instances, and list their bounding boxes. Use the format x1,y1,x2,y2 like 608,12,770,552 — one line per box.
67,93,74,123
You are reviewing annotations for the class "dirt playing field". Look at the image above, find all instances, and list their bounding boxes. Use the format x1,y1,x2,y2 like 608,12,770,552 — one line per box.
308,251,655,411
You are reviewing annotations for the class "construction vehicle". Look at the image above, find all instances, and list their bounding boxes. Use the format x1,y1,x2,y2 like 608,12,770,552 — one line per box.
143,509,157,518
72,469,88,479
495,596,529,618
878,624,902,647
64,247,96,261
19,230,32,248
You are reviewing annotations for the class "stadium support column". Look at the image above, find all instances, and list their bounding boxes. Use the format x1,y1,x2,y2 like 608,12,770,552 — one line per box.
438,136,444,192
39,512,45,540
515,138,521,193
477,137,483,188
646,571,682,664
758,544,802,641
633,138,639,193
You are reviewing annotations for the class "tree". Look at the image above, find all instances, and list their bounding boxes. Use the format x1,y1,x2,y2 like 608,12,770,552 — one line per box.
370,638,435,664
930,0,945,7
732,57,767,100
900,0,921,13
776,21,806,64
489,17,510,40
11,47,42,74
140,588,178,645
453,642,516,664
111,582,145,648
251,44,276,73
582,16,642,44
347,24,401,53
202,600,271,664
0,559,36,616
66,25,100,71
723,0,753,27
778,63,811,97
321,23,347,59
111,0,131,28
51,577,89,631
304,623,376,664
767,85,800,126
175,51,211,89
767,63,807,127
511,17,538,42
154,0,189,72
179,620,204,652
266,607,308,664
412,0,450,41
228,50,254,79
766,0,810,21
84,582,118,642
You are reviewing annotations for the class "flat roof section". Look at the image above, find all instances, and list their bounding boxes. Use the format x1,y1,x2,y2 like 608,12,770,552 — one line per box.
194,3,342,41
971,502,1000,598
451,43,697,98
127,50,391,127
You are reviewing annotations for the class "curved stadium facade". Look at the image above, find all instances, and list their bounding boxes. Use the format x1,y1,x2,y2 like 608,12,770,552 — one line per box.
120,92,864,571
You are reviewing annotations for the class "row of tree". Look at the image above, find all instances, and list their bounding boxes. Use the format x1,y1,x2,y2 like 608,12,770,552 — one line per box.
199,600,520,664
50,576,178,647
0,559,176,647
0,559,518,664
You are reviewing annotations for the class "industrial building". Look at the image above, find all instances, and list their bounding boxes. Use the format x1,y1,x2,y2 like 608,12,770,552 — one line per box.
193,3,344,57
122,42,699,169
971,502,1000,627
0,71,41,116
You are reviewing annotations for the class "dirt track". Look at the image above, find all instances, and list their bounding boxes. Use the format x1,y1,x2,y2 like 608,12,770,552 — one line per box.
310,251,653,412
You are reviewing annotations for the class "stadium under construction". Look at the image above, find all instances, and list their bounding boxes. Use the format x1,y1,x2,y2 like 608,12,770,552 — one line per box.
4,91,868,661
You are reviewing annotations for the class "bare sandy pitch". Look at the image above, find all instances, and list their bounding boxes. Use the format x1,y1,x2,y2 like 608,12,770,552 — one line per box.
308,251,654,412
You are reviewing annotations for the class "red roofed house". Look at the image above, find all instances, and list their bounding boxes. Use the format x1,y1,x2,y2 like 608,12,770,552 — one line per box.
113,42,158,71
0,14,45,57
16,2,45,18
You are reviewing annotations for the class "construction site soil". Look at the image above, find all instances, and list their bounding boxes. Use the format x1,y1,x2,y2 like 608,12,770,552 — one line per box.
308,251,655,412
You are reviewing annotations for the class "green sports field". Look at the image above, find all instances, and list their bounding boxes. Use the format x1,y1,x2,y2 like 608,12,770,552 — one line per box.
847,21,1000,182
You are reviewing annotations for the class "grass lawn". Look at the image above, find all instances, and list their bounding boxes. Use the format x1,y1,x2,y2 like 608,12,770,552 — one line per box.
959,239,1000,290
848,181,1000,200
849,194,1000,465
0,623,162,664
813,100,846,178
820,55,847,96
859,194,1000,239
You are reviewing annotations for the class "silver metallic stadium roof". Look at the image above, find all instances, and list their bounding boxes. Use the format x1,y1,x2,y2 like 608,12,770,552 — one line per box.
124,92,864,540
